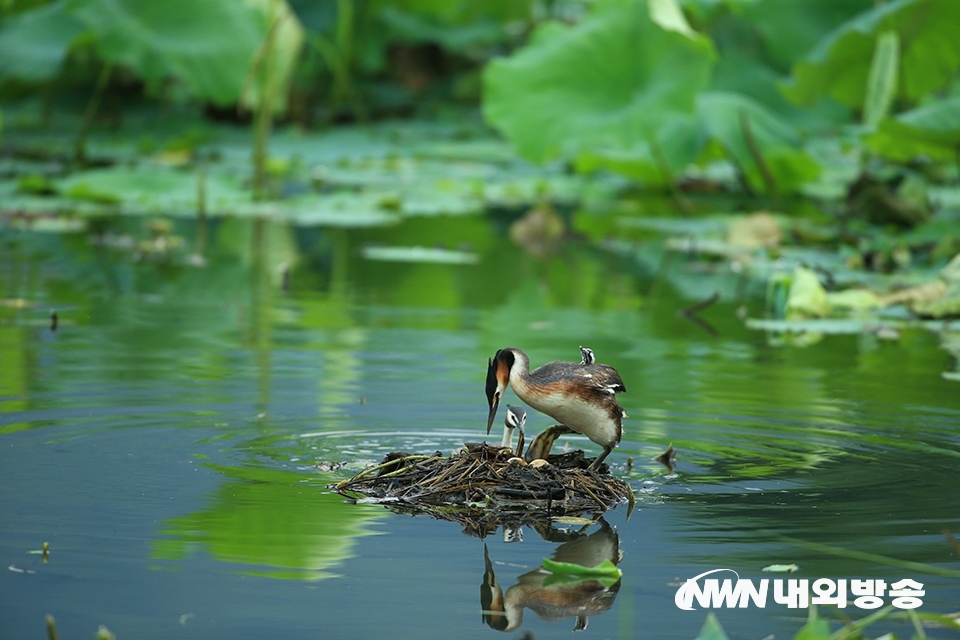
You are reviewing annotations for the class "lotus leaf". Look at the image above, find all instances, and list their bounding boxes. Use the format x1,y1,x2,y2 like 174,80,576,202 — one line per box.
782,0,960,108
64,0,283,105
739,0,872,71
696,92,820,194
864,97,960,162
482,0,714,163
0,1,85,82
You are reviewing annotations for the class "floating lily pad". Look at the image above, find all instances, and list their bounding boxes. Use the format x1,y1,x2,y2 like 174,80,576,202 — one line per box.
746,317,890,334
399,189,483,217
5,215,87,233
541,558,622,588
58,166,249,215
360,246,480,264
313,156,585,212
762,563,800,573
912,296,960,318
237,193,401,228
826,288,882,311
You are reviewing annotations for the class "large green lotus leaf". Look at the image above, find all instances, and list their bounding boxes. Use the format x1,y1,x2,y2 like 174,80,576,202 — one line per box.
356,0,534,63
738,0,872,71
864,96,960,162
372,0,533,26
575,92,823,193
376,5,519,52
702,1,860,131
782,0,960,108
65,0,265,105
286,0,336,32
575,146,662,184
377,9,498,51
574,114,704,186
0,1,86,82
482,0,715,163
710,48,853,132
697,92,820,194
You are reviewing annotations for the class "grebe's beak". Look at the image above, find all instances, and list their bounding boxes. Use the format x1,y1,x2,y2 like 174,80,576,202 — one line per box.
485,355,506,435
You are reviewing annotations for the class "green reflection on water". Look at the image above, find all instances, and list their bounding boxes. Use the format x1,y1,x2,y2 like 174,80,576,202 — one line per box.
153,465,384,581
2,207,959,603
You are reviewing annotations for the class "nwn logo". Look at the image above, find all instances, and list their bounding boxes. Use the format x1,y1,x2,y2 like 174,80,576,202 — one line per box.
675,570,768,610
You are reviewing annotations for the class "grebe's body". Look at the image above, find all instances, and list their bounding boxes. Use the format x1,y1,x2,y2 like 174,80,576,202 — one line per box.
486,347,626,469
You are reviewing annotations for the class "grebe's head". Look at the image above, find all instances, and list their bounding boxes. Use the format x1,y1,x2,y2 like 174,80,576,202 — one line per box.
504,404,526,433
485,348,515,434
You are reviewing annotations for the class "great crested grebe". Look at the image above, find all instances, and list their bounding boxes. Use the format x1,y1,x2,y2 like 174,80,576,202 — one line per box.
485,347,626,470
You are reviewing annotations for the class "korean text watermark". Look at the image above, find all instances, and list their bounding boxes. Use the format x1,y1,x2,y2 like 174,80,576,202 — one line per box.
675,569,924,610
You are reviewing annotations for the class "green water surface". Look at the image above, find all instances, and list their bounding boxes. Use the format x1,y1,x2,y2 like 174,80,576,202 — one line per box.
1,214,958,639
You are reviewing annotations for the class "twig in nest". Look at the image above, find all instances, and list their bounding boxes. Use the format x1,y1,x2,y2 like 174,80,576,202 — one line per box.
455,459,480,483
573,477,607,510
336,454,434,488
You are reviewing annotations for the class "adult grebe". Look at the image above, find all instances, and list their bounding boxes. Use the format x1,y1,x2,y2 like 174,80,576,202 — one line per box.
485,347,626,470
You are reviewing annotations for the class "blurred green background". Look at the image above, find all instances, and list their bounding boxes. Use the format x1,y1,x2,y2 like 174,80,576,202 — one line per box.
1,0,959,205
2,2,960,639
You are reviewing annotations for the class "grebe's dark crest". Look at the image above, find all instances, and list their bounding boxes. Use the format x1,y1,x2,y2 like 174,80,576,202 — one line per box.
485,347,626,470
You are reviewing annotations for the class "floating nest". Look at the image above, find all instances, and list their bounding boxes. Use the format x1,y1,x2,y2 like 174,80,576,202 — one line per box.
334,442,634,532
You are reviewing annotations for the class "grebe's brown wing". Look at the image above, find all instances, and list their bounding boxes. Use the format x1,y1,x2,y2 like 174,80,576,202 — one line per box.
529,361,626,394
589,364,626,393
